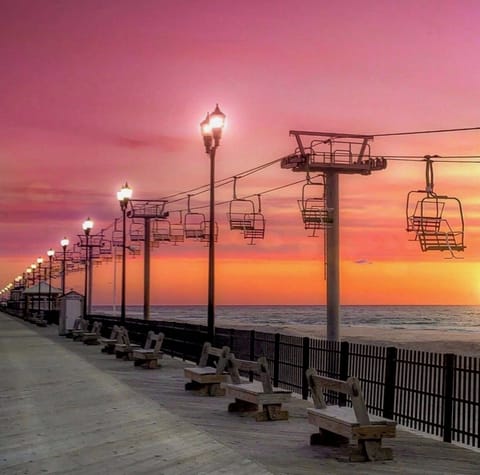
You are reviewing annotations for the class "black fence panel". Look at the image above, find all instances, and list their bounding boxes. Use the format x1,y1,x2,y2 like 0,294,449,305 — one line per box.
453,355,480,447
394,348,444,438
348,342,387,416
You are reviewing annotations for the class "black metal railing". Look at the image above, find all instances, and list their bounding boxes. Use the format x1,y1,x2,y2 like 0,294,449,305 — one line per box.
88,315,479,449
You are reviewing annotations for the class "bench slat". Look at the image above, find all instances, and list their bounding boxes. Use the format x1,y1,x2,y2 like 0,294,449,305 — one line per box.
224,382,291,406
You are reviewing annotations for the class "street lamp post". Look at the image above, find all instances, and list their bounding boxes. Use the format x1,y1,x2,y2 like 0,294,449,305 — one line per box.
36,257,43,316
82,218,93,317
47,248,55,314
60,237,69,295
200,104,226,342
117,182,133,324
26,267,33,315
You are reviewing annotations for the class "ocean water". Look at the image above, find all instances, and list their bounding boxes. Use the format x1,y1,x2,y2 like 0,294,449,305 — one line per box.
92,305,480,333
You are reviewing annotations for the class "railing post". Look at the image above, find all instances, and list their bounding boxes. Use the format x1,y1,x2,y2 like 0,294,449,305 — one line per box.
302,337,310,400
340,341,349,380
273,333,280,387
383,346,397,419
230,328,235,352
443,353,455,443
339,341,350,406
183,323,187,361
249,330,255,360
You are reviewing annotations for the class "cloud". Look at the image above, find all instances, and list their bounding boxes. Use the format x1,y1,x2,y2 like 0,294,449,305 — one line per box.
354,259,373,265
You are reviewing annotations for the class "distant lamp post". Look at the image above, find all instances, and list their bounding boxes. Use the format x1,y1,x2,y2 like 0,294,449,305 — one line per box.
117,182,133,324
26,267,33,314
200,104,226,342
82,217,94,317
26,267,33,286
36,257,44,315
60,237,69,295
47,248,55,315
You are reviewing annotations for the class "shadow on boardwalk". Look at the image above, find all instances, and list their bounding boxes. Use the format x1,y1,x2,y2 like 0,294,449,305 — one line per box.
1,313,478,475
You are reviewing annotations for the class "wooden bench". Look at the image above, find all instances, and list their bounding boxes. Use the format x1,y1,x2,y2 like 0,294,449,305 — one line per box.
114,329,141,360
132,331,165,369
184,342,231,396
99,325,124,354
29,312,47,327
69,318,89,340
81,321,103,345
222,354,291,421
306,368,396,462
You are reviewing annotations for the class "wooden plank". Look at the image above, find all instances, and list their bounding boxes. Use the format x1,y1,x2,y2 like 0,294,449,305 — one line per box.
307,411,353,439
184,368,229,385
352,424,396,440
224,383,291,406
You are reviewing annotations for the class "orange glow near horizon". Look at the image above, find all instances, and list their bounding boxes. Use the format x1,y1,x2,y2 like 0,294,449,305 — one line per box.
38,255,480,307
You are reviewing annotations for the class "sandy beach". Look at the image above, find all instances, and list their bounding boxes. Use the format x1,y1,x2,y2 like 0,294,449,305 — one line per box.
207,319,480,357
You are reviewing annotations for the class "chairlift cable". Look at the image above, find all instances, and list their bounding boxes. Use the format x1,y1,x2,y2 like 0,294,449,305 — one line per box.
372,126,480,137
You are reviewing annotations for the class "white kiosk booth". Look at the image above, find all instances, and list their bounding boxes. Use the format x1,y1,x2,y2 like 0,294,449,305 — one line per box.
58,290,84,336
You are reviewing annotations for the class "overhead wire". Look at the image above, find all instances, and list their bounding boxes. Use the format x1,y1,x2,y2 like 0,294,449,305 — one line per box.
372,126,480,137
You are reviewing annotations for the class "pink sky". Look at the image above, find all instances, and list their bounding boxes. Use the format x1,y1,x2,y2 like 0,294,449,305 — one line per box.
2,1,480,305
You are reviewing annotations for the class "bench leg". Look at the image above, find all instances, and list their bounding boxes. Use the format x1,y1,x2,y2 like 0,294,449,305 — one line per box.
228,398,258,414
207,383,225,397
185,382,225,396
350,440,393,462
134,359,143,367
84,339,99,345
256,404,288,422
145,359,158,369
185,381,203,391
310,429,349,446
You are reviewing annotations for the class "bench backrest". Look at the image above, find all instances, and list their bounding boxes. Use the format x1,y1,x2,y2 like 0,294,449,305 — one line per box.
73,318,89,331
226,354,273,393
306,368,370,425
198,342,230,374
108,325,122,340
90,321,102,336
143,331,165,354
117,328,134,346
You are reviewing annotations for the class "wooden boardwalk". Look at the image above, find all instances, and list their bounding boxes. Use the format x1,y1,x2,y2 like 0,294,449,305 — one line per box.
1,313,479,474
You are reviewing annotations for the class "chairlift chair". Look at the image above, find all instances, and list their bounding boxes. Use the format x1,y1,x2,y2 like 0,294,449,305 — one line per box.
405,157,465,258
111,230,123,247
298,180,333,231
407,193,465,255
199,220,218,243
129,221,145,242
170,224,185,245
227,198,256,230
243,212,265,244
99,239,112,255
184,212,206,239
152,219,171,242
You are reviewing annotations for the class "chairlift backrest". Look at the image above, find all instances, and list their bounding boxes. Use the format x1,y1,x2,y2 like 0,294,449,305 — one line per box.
199,220,218,242
227,199,256,230
184,212,206,239
243,212,265,243
152,219,171,242
129,221,145,241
